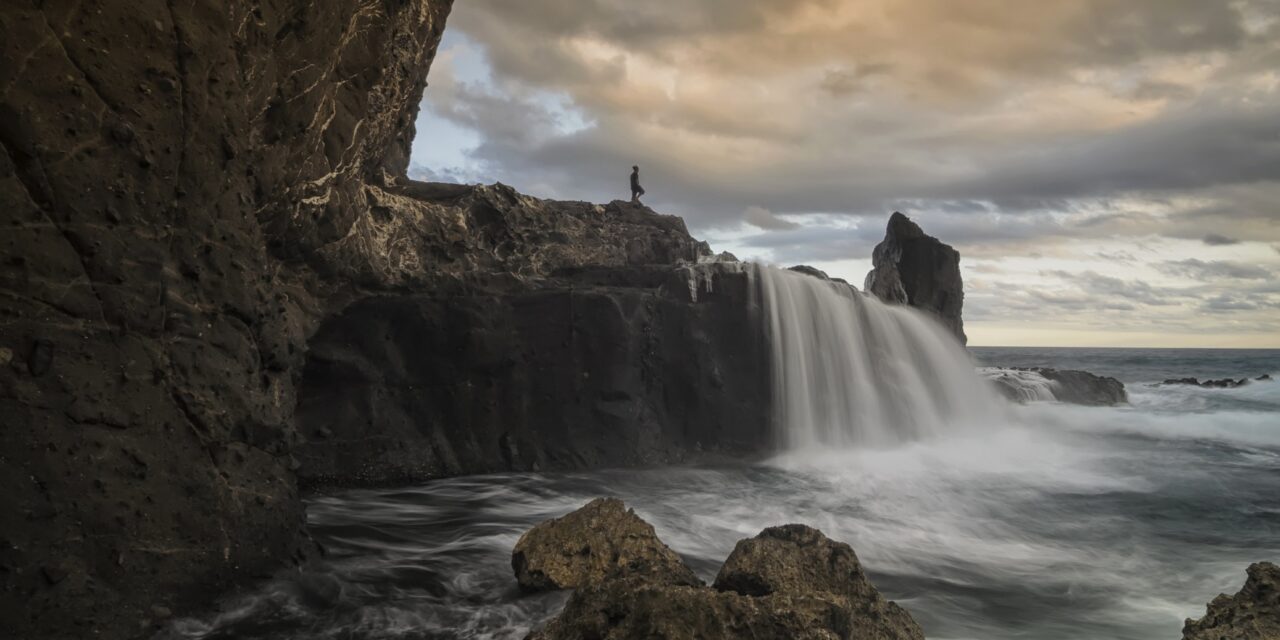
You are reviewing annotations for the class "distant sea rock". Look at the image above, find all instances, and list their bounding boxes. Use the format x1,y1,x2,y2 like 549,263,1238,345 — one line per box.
865,212,966,344
1160,376,1271,389
524,500,924,640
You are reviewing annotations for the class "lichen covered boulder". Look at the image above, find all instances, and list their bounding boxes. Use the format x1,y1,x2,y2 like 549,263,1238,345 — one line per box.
714,525,924,640
512,498,701,592
521,502,924,640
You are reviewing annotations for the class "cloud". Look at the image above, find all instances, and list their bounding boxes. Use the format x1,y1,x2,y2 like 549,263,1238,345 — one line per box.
743,206,800,230
1202,233,1241,246
414,0,1280,345
1159,258,1272,280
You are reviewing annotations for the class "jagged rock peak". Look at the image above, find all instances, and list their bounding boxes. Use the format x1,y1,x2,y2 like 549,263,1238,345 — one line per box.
865,211,966,343
1183,562,1280,640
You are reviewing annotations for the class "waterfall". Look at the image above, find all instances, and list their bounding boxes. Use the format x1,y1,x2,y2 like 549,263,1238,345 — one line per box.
753,265,1003,450
979,368,1061,402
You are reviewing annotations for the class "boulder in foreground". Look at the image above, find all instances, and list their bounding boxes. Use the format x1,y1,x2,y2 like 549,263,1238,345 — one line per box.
523,500,924,640
512,498,700,592
1183,562,1280,640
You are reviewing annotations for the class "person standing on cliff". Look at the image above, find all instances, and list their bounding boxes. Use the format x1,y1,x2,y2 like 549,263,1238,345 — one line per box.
630,165,645,203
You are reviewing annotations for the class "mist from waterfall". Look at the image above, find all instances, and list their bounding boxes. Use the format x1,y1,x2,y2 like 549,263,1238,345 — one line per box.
752,265,1004,450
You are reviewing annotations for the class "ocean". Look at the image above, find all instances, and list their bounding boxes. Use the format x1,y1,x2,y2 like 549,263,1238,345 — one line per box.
162,347,1280,640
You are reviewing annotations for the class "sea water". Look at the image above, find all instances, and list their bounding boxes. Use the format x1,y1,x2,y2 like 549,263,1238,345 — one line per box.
161,298,1279,640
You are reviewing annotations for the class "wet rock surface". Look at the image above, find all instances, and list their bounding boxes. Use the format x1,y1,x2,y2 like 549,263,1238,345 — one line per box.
525,503,924,640
865,212,966,344
1183,562,1280,640
987,367,1128,406
513,498,701,592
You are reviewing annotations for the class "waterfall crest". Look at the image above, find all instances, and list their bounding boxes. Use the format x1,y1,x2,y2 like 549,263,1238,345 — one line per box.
753,265,1002,449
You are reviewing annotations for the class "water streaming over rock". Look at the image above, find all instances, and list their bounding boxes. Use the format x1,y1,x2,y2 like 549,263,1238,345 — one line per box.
751,265,1004,449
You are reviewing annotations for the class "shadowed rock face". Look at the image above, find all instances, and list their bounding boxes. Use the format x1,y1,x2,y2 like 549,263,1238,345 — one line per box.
1,1,455,636
0,2,735,634
1183,562,1280,640
525,502,924,640
865,212,966,344
293,263,771,487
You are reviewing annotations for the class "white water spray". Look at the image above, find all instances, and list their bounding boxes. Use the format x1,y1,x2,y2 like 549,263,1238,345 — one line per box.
753,265,1004,450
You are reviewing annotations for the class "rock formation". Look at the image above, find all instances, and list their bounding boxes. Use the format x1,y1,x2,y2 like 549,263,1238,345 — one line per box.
523,501,924,640
984,367,1128,406
0,0,447,636
865,212,966,343
293,259,771,488
1161,376,1267,389
512,497,701,591
1183,562,1280,640
0,2,768,635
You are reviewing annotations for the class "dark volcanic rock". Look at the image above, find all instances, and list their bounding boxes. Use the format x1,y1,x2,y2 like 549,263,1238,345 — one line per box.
528,509,923,640
1162,377,1254,389
2,1,461,635
512,498,700,592
293,263,770,487
0,1,722,637
1183,562,1280,640
865,212,966,343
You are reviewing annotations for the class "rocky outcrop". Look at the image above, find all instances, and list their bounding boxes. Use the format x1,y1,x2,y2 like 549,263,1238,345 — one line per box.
984,367,1127,406
1183,562,1280,640
525,503,924,640
512,498,700,591
1161,376,1270,389
1,1,461,636
865,212,965,343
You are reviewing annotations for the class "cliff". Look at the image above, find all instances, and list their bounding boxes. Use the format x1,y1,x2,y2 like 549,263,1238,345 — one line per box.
0,2,760,636
865,212,966,343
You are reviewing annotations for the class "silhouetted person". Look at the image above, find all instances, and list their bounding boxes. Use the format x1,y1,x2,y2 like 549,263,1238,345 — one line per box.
630,165,645,203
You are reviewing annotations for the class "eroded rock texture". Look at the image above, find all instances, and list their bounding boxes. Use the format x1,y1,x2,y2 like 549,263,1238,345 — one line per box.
0,2,746,635
0,1,458,637
525,503,924,640
512,497,701,592
1183,562,1280,640
865,212,965,343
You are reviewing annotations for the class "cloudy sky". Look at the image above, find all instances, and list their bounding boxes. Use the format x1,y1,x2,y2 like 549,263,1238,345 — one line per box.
409,0,1280,347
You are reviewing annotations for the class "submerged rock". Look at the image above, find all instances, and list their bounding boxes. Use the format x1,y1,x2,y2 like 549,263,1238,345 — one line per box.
525,502,924,640
1183,562,1280,640
1161,377,1254,389
865,212,966,344
512,498,700,592
984,367,1127,406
